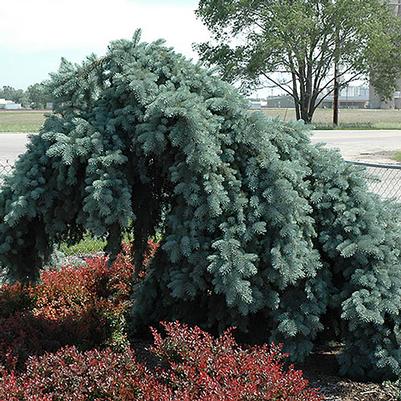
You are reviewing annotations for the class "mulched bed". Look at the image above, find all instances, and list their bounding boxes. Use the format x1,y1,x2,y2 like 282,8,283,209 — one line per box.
309,375,398,401
301,348,399,401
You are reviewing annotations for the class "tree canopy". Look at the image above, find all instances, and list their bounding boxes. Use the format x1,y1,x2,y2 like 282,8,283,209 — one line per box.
26,82,53,109
0,85,26,105
1,32,401,379
195,0,401,122
0,83,52,109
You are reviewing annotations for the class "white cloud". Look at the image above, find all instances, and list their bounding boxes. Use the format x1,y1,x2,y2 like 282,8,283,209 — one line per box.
0,0,210,57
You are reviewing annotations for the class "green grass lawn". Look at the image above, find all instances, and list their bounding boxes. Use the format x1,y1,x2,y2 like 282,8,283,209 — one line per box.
392,151,401,162
59,232,136,256
59,235,107,256
0,111,47,132
1,108,401,132
262,108,401,129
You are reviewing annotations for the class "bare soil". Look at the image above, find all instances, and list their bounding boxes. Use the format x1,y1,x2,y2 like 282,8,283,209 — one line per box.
358,150,401,164
301,349,399,401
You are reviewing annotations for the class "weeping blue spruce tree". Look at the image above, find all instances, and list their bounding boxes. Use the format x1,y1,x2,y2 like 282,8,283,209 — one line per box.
1,32,401,380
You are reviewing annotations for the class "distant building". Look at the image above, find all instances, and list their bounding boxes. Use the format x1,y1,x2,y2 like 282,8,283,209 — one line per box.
248,101,262,110
320,85,369,109
259,85,369,110
0,99,22,110
265,95,295,109
248,98,268,109
4,102,22,110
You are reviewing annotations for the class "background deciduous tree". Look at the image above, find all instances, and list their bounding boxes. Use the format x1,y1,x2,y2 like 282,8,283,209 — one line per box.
0,85,27,106
26,82,52,109
195,0,401,123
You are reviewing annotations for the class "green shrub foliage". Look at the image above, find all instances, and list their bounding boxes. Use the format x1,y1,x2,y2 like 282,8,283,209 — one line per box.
1,31,401,380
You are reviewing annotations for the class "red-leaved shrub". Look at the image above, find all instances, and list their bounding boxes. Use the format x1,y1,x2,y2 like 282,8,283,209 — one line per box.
0,283,31,318
32,247,135,320
0,346,168,401
0,242,321,400
0,241,160,370
0,322,321,400
30,250,134,349
151,321,322,401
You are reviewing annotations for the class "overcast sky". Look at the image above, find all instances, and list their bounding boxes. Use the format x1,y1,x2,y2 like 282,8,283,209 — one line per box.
0,0,210,89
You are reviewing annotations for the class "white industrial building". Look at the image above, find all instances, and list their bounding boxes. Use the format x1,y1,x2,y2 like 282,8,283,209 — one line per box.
0,99,22,110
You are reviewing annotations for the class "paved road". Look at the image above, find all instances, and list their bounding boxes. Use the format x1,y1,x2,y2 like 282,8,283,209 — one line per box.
1,130,401,163
0,133,31,163
311,130,401,163
1,130,401,201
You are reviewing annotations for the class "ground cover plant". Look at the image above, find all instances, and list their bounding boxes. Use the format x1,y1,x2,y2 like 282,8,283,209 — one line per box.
1,31,401,381
0,241,160,371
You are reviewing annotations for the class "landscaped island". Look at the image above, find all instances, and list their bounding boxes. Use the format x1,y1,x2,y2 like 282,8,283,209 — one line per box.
0,31,401,399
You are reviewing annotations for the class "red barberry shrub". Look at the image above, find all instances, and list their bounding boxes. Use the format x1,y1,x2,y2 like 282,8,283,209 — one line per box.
0,322,321,400
0,312,60,371
0,284,53,371
0,346,169,401
33,250,134,319
0,283,31,319
0,243,153,370
151,321,322,401
31,250,135,347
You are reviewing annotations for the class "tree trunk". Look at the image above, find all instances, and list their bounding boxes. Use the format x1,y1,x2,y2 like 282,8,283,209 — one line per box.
294,100,301,120
291,70,301,120
300,104,312,123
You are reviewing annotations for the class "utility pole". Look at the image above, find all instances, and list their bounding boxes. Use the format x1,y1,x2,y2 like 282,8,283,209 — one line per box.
333,26,340,126
333,62,339,126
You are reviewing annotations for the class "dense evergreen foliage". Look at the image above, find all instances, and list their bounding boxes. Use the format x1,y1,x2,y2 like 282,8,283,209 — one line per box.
0,32,401,379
